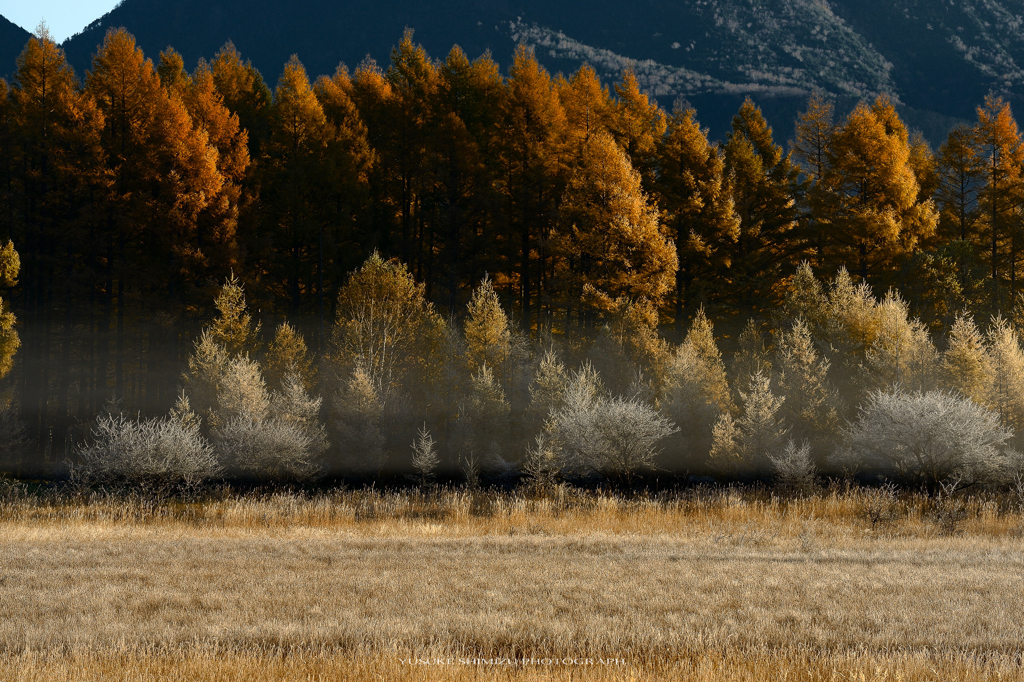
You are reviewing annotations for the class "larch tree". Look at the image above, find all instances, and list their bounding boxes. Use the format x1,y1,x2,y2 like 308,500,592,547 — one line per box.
556,64,614,156
262,321,316,392
10,29,104,430
210,41,272,158
973,96,1024,306
552,131,677,320
654,106,739,337
936,124,983,243
820,96,937,284
941,311,992,406
661,308,735,465
495,45,567,329
464,275,514,386
863,290,938,393
772,317,841,458
724,98,804,312
709,371,788,475
791,91,835,267
610,68,665,192
260,55,332,316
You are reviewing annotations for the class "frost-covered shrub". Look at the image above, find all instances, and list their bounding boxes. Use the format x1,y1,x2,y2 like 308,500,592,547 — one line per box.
545,363,676,479
74,407,221,490
834,388,1013,487
595,397,678,479
214,416,320,480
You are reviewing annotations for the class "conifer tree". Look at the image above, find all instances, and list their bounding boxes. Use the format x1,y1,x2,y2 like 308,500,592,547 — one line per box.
973,96,1024,304
863,290,938,393
709,371,788,475
0,241,19,380
263,321,316,392
654,106,738,335
792,90,836,266
465,363,511,459
557,64,614,155
941,312,992,405
937,125,984,243
210,41,272,157
528,348,569,433
724,98,804,311
661,309,734,464
610,68,665,191
820,96,938,283
496,45,567,327
553,131,677,317
731,318,772,389
773,318,841,456
985,316,1024,436
209,273,261,357
332,362,386,472
464,275,512,383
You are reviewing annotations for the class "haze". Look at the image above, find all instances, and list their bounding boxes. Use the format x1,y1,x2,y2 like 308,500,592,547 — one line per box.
1,0,117,43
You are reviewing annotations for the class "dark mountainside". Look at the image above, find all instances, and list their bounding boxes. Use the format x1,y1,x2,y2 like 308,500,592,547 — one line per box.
0,16,30,79
5,1,1023,141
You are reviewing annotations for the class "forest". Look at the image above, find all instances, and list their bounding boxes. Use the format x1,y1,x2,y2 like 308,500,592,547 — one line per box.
1,25,1024,488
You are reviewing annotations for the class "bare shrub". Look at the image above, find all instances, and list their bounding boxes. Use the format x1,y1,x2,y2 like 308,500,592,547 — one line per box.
73,405,221,492
214,416,320,480
860,482,899,528
545,363,677,479
834,388,1013,488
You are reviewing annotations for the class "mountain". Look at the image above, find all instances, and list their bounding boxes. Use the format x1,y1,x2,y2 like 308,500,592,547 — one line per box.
28,1,1024,142
0,15,31,78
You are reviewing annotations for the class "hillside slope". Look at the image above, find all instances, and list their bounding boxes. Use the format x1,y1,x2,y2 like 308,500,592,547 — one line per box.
0,15,31,79
8,0,1022,140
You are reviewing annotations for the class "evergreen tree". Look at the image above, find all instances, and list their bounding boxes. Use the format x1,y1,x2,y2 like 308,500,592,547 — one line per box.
553,131,677,318
724,98,804,311
654,106,738,336
941,311,992,405
819,96,937,284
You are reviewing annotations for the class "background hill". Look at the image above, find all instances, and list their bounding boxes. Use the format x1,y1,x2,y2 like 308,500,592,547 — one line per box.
6,1,1024,140
0,15,31,79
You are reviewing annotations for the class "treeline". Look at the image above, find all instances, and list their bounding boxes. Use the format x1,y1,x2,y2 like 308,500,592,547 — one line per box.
48,253,1024,492
0,26,1023,460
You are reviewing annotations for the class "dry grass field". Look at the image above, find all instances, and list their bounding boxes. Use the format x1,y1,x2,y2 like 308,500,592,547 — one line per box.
1,482,1023,680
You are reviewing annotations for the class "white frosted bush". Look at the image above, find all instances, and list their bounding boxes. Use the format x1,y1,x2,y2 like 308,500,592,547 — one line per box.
74,412,221,489
834,388,1013,487
214,416,320,480
545,364,677,479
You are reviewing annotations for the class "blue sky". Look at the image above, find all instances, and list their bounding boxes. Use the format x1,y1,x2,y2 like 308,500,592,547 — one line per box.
2,1,119,43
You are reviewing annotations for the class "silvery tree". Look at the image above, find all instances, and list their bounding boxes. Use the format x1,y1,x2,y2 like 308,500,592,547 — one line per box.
545,363,677,480
834,388,1013,489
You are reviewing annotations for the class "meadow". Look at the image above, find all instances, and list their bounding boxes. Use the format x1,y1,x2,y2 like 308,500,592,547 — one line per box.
1,482,1023,680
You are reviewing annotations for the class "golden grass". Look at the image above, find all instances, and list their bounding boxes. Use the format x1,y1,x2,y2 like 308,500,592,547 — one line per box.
0,484,1022,679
